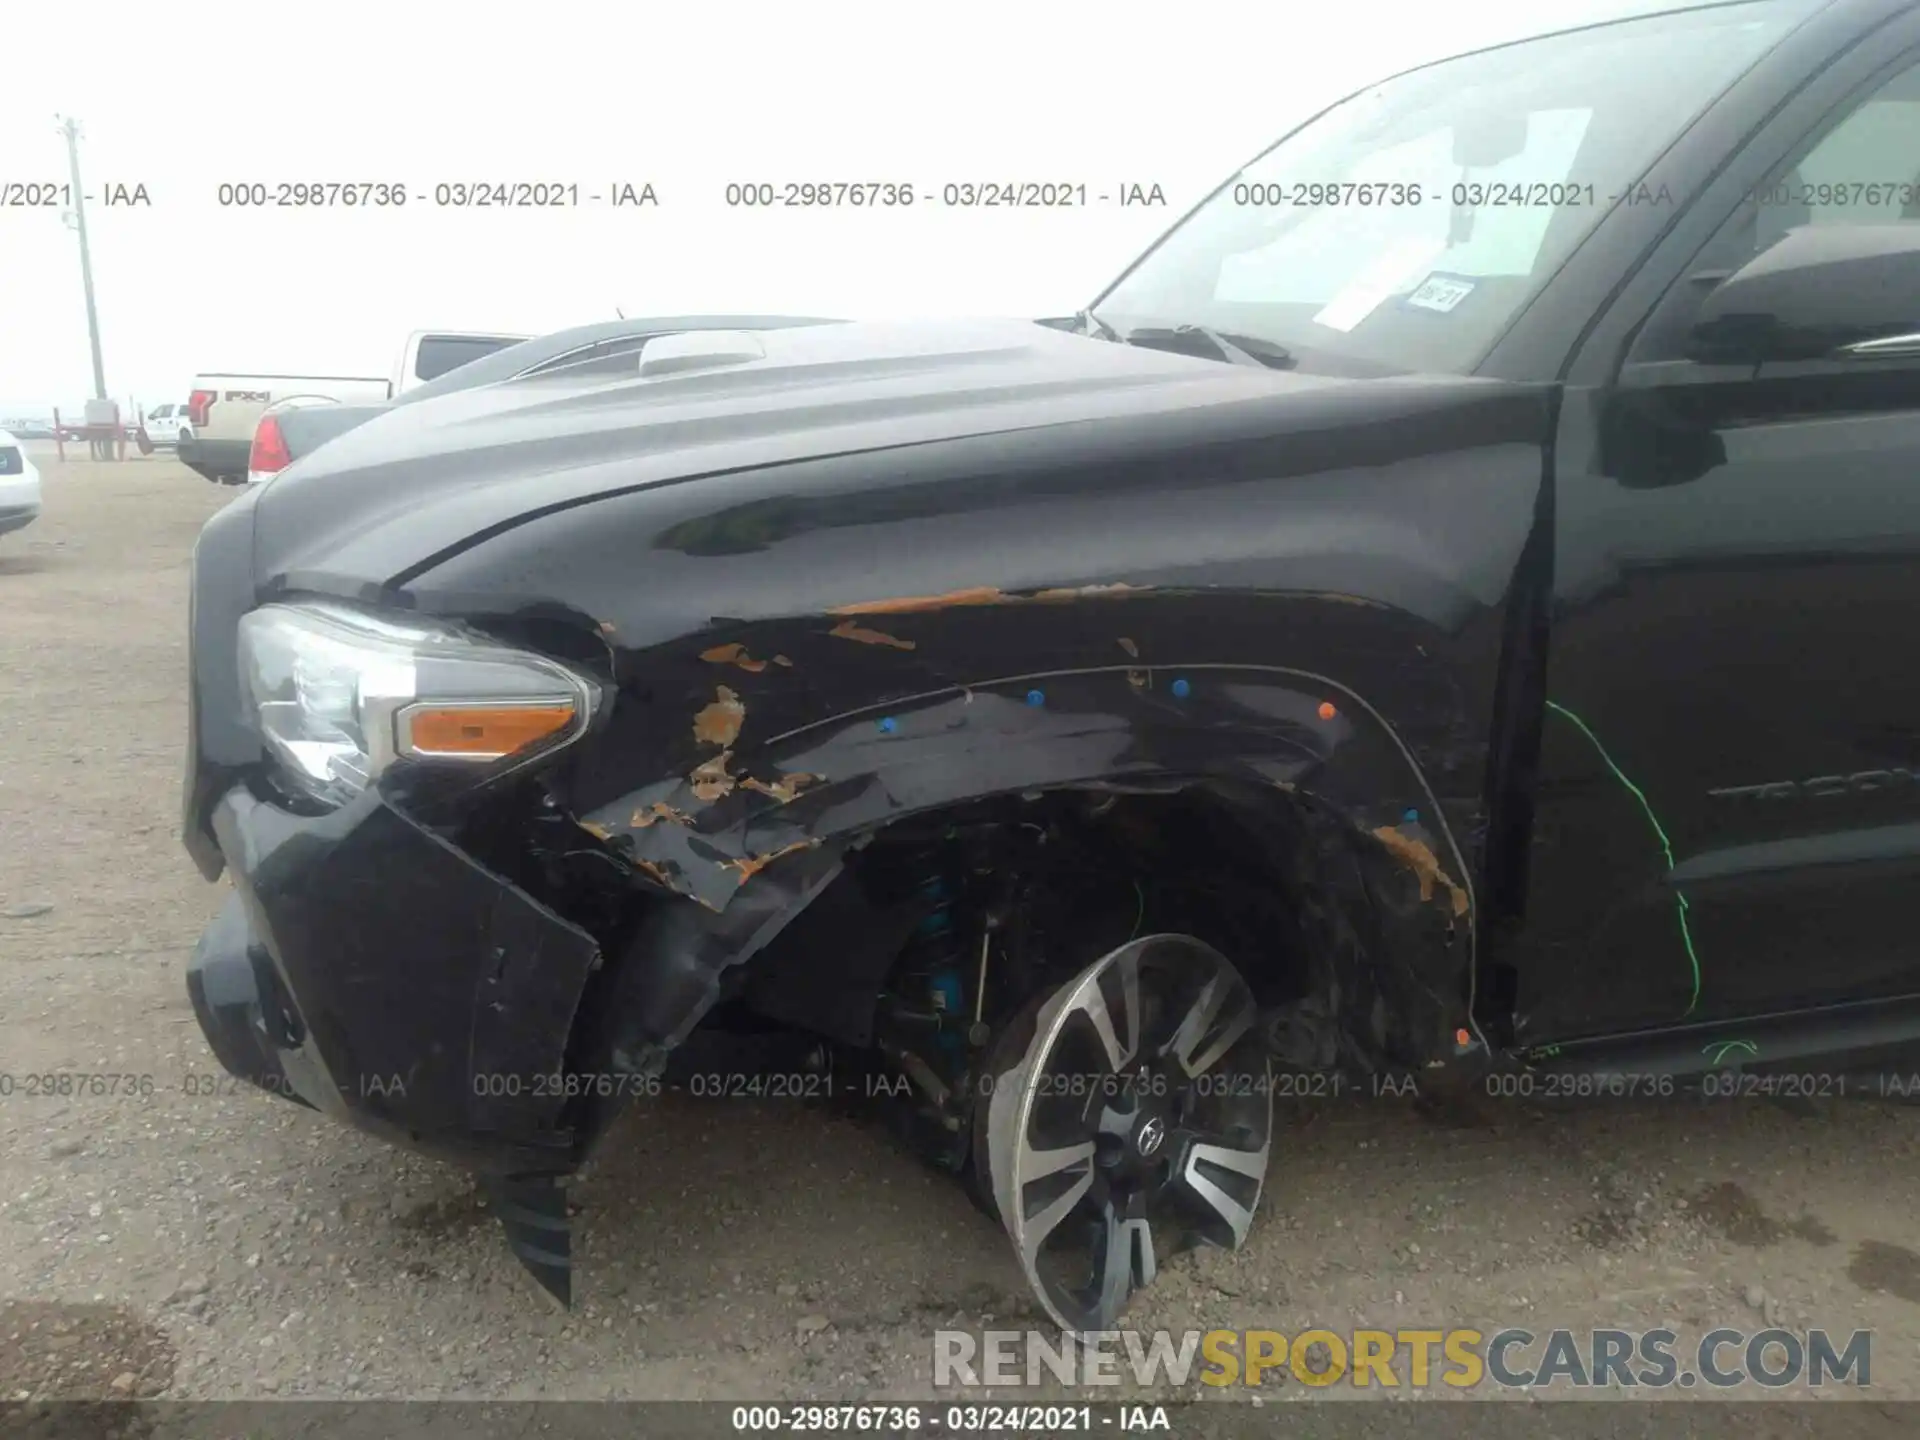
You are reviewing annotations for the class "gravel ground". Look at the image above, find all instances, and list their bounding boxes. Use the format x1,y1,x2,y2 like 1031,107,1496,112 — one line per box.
1,453,1916,1410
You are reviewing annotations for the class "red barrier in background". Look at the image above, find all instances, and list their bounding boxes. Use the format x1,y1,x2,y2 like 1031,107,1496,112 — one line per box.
51,406,137,461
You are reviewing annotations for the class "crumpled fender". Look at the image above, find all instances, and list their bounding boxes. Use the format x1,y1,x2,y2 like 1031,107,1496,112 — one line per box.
574,656,1482,1082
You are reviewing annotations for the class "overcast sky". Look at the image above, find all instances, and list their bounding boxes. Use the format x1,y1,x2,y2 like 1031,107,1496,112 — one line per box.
0,0,1662,415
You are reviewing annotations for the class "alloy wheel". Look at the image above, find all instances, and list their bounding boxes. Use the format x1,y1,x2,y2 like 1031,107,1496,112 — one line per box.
981,934,1272,1333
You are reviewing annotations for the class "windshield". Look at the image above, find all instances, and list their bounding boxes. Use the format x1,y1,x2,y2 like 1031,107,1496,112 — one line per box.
1091,0,1820,376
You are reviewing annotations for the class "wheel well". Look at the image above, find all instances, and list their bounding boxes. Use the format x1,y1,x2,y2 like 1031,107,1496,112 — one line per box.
719,777,1439,1076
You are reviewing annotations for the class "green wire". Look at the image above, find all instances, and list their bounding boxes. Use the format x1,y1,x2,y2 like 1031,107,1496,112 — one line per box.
1544,699,1701,1017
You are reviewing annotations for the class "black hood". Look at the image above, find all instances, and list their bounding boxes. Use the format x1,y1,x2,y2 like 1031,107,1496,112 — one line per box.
252,317,1353,589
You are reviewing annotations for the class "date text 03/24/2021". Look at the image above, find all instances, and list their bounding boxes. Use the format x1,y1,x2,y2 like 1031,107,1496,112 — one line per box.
730,1405,1171,1433
196,180,1172,209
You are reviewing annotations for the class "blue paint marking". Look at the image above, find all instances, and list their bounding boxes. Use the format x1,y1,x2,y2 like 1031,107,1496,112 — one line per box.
877,716,898,733
1403,808,1420,823
1026,689,1045,707
1171,678,1191,699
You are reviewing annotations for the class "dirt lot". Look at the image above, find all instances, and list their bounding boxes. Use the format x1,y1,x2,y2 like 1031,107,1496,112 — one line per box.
1,453,1917,1411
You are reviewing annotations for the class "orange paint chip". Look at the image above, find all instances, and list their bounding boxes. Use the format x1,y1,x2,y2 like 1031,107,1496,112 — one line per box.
740,771,822,804
1317,701,1338,721
1030,583,1145,603
630,801,695,828
700,642,767,673
829,619,916,650
1455,1028,1472,1047
726,837,823,882
689,750,737,801
1370,825,1471,919
631,855,679,890
692,686,747,746
829,583,1148,616
830,587,1008,615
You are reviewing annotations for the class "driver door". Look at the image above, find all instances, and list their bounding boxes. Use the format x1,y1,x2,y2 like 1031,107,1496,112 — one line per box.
1517,42,1920,1044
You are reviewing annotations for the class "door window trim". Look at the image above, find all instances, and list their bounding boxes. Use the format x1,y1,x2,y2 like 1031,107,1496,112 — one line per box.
1624,42,1920,369
1522,2,1920,388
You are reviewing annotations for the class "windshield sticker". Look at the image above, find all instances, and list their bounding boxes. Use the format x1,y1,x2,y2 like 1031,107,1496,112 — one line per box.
1404,272,1478,314
1311,237,1447,333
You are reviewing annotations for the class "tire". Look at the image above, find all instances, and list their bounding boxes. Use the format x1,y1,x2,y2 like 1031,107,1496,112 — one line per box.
977,933,1273,1333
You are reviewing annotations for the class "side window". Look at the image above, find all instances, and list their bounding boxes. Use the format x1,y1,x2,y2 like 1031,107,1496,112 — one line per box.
1748,55,1920,251
413,335,517,382
1631,52,1920,362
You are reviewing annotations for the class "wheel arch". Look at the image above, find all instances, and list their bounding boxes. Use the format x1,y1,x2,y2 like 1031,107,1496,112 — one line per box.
565,659,1487,1119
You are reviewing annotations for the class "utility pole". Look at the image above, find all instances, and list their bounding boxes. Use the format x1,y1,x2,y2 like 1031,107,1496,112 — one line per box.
55,115,108,402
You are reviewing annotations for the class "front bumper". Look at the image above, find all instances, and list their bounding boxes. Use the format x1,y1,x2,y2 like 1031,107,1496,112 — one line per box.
188,783,603,1176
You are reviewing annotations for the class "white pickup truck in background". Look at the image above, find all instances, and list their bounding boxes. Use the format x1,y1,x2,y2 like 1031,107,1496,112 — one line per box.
177,329,527,483
143,402,190,448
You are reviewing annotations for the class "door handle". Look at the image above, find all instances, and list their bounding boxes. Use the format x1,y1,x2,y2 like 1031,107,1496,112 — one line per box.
1834,331,1920,359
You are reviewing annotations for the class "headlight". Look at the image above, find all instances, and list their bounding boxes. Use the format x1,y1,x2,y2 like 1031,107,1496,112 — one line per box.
237,600,599,806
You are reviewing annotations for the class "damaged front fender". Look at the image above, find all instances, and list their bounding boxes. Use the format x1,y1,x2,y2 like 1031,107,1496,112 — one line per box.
573,661,1482,1094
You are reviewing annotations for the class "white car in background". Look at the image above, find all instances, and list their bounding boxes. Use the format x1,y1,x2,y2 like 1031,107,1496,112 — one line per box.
0,430,43,541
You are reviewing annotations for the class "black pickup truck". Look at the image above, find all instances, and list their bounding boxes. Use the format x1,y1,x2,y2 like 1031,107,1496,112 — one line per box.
182,0,1920,1333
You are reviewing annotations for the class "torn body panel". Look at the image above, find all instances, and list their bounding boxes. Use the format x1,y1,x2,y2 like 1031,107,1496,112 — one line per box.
194,785,602,1175
570,662,1483,1100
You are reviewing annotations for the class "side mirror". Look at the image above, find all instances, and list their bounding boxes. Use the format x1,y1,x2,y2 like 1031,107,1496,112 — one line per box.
1685,223,1920,365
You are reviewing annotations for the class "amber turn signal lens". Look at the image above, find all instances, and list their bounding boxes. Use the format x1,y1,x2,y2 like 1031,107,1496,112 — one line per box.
402,703,577,758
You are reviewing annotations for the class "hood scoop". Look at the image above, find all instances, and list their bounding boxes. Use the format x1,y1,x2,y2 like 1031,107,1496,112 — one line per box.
636,329,768,378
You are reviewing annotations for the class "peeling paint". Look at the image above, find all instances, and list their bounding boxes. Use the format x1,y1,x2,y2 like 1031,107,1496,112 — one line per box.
631,801,696,828
829,619,916,650
1309,592,1388,608
725,837,824,882
740,771,823,804
693,685,747,747
1370,825,1470,918
831,586,1008,614
630,855,678,888
700,642,767,673
830,583,1147,615
773,654,794,667
690,750,737,802
1031,583,1146,603
579,820,613,840
1118,637,1140,657
630,854,723,911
